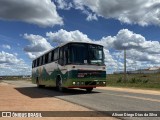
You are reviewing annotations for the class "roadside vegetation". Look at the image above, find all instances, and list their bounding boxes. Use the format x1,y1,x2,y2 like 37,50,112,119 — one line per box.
0,76,31,80
106,73,160,90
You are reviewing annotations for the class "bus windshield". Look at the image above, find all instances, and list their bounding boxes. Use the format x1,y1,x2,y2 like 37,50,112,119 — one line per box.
70,44,88,64
89,45,103,65
69,43,104,65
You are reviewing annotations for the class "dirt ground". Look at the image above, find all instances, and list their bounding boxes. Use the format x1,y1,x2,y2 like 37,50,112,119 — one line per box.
0,82,117,120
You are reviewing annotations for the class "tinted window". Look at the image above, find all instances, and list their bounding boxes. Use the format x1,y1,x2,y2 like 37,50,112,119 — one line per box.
68,43,104,65
59,47,64,65
51,50,54,61
39,57,42,66
64,45,69,65
37,58,40,66
70,44,88,64
54,48,59,60
35,60,37,67
41,56,43,65
89,45,104,65
60,47,63,58
45,53,49,64
48,52,52,63
43,55,45,64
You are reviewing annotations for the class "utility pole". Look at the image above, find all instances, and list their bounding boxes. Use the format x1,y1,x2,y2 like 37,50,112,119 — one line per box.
124,49,127,81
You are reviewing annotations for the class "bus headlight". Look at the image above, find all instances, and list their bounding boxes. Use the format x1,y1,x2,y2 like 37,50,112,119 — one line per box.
103,82,106,84
77,82,80,85
72,82,76,85
81,82,84,85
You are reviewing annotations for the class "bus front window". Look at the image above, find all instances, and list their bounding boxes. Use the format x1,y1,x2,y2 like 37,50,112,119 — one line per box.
69,43,104,65
70,44,88,64
89,45,103,65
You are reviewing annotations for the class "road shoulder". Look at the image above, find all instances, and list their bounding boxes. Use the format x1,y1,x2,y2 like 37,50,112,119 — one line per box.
98,86,160,95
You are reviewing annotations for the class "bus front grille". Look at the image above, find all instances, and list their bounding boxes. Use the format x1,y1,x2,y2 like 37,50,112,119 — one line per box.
85,81,96,85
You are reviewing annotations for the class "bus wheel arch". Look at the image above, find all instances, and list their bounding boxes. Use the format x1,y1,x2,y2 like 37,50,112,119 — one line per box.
36,77,44,88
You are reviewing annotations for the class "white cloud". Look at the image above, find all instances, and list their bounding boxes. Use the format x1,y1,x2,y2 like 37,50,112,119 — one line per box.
97,29,160,53
86,13,98,21
55,0,73,10
104,49,121,73
0,64,31,76
80,8,98,21
72,0,160,26
0,51,31,75
95,36,115,49
126,50,160,71
26,52,37,60
23,34,52,52
0,51,23,64
2,44,11,49
113,29,147,50
46,29,91,43
143,41,160,54
127,49,160,64
23,34,53,59
0,0,63,27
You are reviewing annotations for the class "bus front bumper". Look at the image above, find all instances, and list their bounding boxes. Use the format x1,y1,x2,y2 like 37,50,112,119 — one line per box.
66,80,106,88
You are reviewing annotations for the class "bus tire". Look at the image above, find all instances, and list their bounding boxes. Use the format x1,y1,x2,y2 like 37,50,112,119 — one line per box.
36,77,44,88
56,75,63,92
86,88,93,93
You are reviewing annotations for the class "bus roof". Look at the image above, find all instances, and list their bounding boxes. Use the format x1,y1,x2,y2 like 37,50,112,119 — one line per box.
59,41,102,47
33,41,103,61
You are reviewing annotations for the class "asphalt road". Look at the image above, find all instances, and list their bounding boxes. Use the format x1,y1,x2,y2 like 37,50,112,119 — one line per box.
2,80,160,120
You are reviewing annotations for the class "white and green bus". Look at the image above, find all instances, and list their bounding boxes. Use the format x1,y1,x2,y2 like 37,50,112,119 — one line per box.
32,42,106,92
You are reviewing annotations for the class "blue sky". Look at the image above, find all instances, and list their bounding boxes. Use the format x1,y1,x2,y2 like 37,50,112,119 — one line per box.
0,0,160,75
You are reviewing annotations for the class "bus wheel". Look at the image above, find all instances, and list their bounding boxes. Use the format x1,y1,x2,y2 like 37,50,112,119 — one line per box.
86,88,93,93
56,76,63,92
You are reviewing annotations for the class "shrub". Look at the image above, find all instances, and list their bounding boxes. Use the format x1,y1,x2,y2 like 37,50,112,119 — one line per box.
141,74,147,77
136,78,142,83
130,78,143,83
130,78,136,83
117,77,122,83
143,79,149,83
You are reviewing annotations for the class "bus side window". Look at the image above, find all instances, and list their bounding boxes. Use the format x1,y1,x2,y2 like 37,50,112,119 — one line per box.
37,58,40,66
43,55,45,65
59,47,64,65
64,46,68,65
54,48,59,61
51,50,54,61
48,52,52,63
39,57,42,66
35,59,37,67
34,60,37,67
45,53,49,64
41,56,43,65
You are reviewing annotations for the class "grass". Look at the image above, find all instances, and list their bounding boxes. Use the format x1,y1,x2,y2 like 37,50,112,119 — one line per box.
106,73,160,90
1,76,31,81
